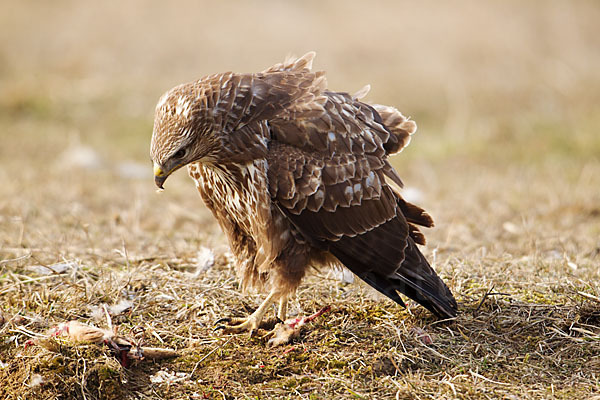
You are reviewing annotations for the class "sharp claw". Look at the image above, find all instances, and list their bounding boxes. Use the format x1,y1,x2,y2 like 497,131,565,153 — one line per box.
213,325,227,332
214,317,231,325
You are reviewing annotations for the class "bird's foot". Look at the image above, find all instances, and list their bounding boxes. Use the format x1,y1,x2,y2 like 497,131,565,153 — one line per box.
264,305,331,347
214,316,279,337
214,290,280,337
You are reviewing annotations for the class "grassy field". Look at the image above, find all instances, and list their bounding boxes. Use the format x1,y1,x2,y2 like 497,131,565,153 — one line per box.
1,1,599,399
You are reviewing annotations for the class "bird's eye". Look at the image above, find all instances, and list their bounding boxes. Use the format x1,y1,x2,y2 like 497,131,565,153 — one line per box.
173,148,186,159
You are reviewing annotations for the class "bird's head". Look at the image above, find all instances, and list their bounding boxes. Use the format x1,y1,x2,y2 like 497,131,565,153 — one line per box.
150,82,221,189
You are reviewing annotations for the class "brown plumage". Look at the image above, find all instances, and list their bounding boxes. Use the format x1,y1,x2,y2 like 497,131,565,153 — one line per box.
150,53,457,336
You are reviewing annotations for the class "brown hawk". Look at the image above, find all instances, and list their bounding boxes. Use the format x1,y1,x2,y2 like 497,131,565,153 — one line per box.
150,53,457,344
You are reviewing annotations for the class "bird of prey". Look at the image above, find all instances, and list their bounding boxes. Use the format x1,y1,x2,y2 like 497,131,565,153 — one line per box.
150,52,457,344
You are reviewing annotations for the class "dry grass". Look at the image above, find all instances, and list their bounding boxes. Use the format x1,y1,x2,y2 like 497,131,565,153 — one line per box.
2,162,599,399
1,1,600,399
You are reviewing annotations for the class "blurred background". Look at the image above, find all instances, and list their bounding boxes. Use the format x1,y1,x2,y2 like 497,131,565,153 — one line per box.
2,0,599,161
1,0,599,272
1,4,599,397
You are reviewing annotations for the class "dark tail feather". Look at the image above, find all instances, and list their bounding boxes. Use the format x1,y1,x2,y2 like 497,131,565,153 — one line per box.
391,237,457,318
332,236,457,319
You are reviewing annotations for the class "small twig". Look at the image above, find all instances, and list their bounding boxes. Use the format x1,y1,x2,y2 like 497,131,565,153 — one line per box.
548,326,584,342
80,358,88,400
422,344,453,362
0,307,25,335
12,326,43,338
103,304,113,332
147,326,165,344
4,273,68,285
190,337,232,378
473,286,511,316
577,291,600,304
469,369,511,386
0,253,31,266
569,326,599,338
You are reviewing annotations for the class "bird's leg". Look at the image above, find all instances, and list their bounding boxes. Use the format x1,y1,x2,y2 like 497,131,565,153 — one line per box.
214,290,278,336
266,305,331,347
277,298,288,322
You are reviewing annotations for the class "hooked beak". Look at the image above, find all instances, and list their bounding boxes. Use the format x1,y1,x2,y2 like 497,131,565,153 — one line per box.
153,163,168,189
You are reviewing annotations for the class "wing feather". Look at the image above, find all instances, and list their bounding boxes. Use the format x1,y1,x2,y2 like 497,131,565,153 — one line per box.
262,70,456,317
215,53,456,317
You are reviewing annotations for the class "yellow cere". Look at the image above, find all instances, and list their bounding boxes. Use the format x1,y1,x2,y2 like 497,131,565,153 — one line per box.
153,163,164,177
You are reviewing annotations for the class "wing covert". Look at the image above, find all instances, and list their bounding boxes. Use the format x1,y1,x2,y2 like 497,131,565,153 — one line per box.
267,142,396,243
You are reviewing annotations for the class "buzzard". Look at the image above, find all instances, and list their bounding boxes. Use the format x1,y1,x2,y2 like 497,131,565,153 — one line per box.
150,53,457,343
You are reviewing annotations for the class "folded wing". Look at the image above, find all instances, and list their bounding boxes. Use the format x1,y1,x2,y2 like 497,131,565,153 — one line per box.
264,70,457,318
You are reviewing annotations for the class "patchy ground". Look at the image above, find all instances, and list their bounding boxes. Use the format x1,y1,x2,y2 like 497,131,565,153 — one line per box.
1,153,599,399
1,1,600,398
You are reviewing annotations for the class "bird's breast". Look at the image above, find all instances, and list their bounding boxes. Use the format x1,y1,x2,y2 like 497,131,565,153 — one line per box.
188,160,271,235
